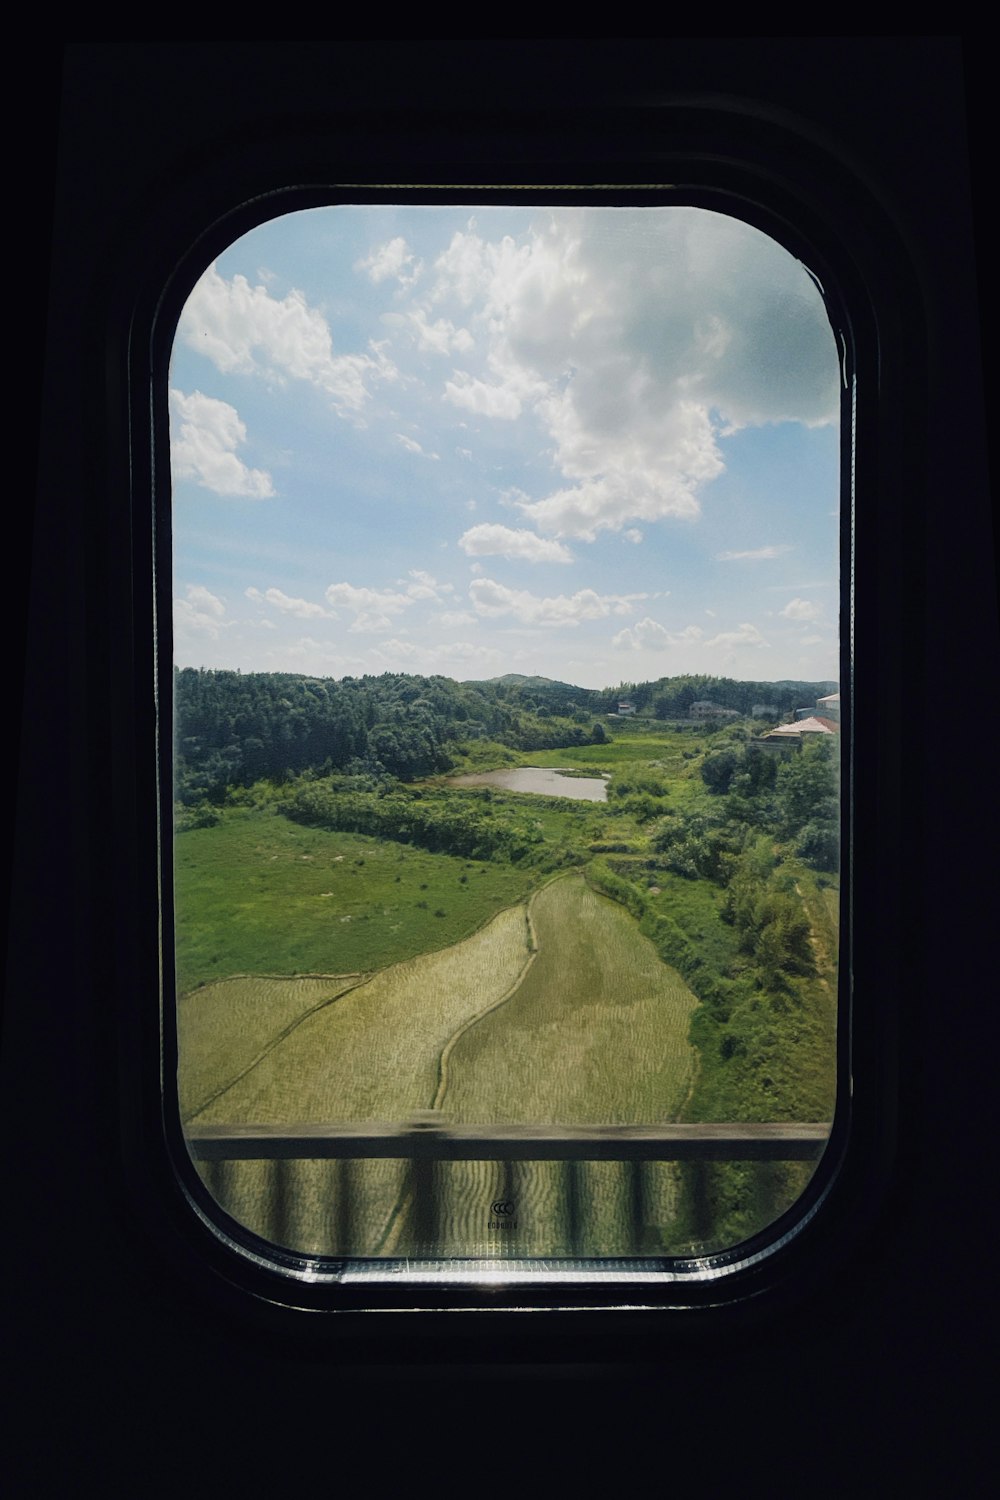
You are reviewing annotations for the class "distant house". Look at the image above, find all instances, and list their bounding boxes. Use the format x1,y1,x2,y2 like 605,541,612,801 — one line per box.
754,715,840,754
794,691,840,722
690,701,739,720
617,701,636,717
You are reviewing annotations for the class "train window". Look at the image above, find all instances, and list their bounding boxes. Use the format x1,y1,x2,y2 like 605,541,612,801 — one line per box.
165,197,847,1283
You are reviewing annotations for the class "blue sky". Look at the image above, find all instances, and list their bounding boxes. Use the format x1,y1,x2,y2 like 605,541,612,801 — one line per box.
170,205,841,690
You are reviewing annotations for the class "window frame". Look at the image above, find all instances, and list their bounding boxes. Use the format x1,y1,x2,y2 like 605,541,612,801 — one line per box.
114,102,908,1330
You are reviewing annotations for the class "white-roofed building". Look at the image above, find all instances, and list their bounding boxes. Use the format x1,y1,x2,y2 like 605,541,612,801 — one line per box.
754,715,840,754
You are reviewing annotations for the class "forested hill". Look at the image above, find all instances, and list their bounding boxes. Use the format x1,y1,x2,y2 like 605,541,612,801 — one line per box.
174,667,836,805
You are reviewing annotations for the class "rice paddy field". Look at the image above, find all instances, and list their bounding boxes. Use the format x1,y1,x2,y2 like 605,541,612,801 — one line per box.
186,903,534,1127
442,875,697,1125
181,871,700,1256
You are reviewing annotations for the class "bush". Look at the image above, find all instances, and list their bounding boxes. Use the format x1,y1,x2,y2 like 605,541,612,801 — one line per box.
174,802,220,831
795,820,839,872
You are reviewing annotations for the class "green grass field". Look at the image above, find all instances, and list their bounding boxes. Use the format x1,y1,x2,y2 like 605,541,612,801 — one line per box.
174,808,536,994
174,745,709,995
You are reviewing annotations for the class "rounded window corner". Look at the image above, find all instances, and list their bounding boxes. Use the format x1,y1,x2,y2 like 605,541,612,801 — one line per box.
109,107,920,1328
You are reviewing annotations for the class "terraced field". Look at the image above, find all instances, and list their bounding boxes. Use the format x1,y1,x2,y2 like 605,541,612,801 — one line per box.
178,973,364,1120
442,873,698,1125
187,902,533,1126
183,872,699,1255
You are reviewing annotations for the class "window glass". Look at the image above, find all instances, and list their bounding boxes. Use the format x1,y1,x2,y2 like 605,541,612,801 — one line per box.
170,204,842,1264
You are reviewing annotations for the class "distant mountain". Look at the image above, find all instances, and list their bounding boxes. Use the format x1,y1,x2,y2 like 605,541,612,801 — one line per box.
477,673,582,692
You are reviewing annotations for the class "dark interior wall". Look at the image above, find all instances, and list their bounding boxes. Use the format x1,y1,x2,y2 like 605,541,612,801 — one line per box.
9,39,994,1486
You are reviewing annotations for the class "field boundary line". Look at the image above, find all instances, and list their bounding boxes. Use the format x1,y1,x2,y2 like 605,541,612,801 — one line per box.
181,970,363,1000
183,895,549,1126
183,976,370,1123
429,891,544,1114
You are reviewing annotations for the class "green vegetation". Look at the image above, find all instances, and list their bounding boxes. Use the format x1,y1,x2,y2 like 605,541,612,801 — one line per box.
178,973,362,1120
444,874,698,1125
174,665,834,805
174,668,839,1257
184,876,699,1256
174,810,535,994
189,904,533,1125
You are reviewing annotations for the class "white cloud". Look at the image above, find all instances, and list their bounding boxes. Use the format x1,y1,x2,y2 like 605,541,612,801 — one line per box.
469,578,645,628
356,236,422,286
444,371,524,420
430,226,500,306
324,581,415,633
612,619,703,651
779,597,822,620
370,637,505,675
245,586,329,619
174,584,229,639
169,389,274,498
178,262,394,417
403,570,453,601
514,394,719,539
705,622,769,649
186,584,225,618
375,636,417,658
458,524,573,564
395,433,440,460
385,306,474,354
319,574,452,633
716,544,792,561
624,529,644,544
425,211,838,542
264,637,365,677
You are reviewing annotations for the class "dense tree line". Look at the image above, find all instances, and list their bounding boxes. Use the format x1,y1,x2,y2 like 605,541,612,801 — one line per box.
698,726,840,872
599,674,835,719
281,776,548,864
174,668,605,804
174,666,837,809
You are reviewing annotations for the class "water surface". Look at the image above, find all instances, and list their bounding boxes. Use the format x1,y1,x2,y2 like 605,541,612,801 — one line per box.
447,767,608,802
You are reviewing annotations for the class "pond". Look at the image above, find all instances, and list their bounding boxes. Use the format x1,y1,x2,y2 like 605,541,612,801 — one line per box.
447,767,609,802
